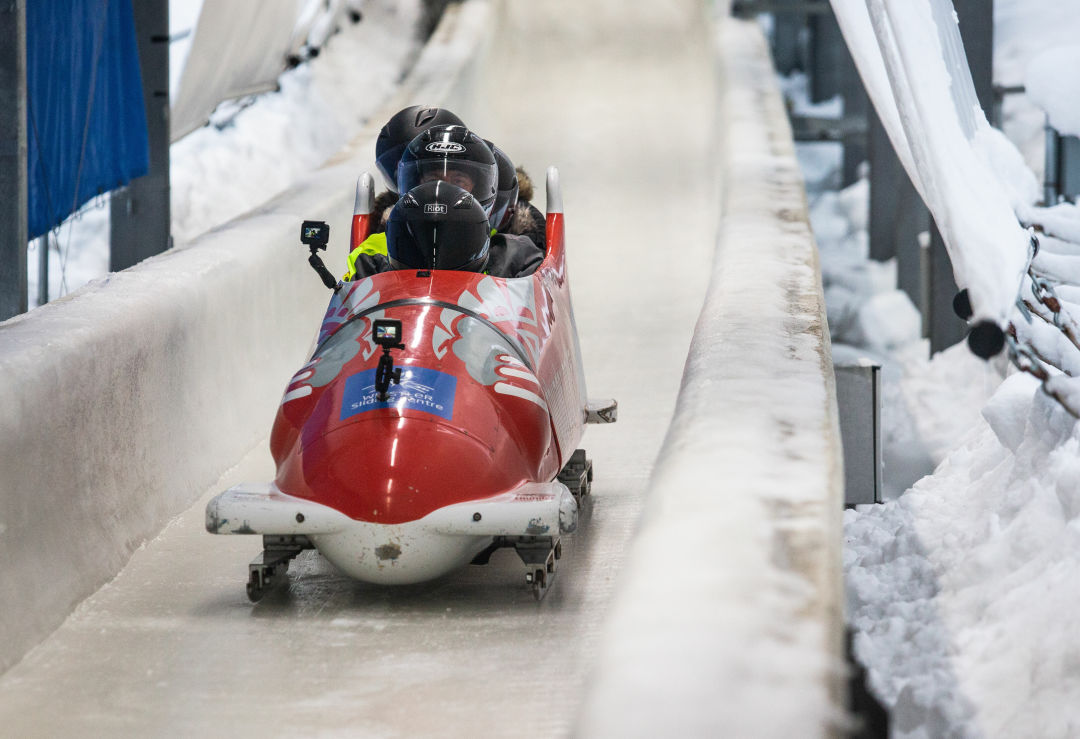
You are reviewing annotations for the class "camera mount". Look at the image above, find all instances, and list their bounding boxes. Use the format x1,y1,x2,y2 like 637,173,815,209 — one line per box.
373,319,405,401
299,220,340,291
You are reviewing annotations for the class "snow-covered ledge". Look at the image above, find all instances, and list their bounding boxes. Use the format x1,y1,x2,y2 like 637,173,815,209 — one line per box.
577,17,846,738
0,0,493,674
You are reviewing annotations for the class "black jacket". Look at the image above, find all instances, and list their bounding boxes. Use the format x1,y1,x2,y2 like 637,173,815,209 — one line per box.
350,232,543,281
486,232,544,278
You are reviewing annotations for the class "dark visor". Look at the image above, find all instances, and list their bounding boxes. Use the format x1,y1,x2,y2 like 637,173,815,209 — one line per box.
388,220,491,270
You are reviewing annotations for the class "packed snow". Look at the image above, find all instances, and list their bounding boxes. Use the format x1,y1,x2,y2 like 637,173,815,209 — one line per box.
783,0,1080,735
846,381,1080,737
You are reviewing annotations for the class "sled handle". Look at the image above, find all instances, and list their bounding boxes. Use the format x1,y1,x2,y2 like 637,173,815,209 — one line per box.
546,166,562,215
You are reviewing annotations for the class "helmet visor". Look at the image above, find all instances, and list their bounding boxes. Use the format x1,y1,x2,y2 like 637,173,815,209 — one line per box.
490,182,518,231
388,220,491,271
398,160,497,214
375,142,407,193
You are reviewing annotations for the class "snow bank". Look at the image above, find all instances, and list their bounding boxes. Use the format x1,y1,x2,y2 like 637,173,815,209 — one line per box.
0,0,494,674
577,18,846,738
846,370,1080,738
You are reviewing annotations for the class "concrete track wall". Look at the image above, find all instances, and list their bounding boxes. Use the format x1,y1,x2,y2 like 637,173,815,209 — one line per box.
0,1,493,673
577,16,847,738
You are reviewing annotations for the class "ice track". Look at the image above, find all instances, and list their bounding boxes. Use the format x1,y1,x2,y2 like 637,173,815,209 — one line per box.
0,2,719,735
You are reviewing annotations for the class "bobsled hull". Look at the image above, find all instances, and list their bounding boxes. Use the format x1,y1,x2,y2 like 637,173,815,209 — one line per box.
208,167,615,598
207,481,577,583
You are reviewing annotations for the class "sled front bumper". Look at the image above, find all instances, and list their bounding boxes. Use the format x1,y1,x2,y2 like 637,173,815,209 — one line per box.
206,481,578,538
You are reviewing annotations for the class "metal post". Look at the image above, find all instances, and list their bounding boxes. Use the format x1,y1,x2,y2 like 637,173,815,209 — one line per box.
0,0,28,321
835,362,882,506
840,49,868,185
36,235,48,306
868,111,896,263
928,225,965,353
110,0,170,271
1044,124,1060,206
918,230,931,338
771,12,803,75
808,0,842,104
868,106,930,301
1059,135,1080,202
804,0,868,184
953,0,993,118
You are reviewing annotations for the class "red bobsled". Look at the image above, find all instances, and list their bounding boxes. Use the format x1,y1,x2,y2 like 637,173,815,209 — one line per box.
207,168,616,600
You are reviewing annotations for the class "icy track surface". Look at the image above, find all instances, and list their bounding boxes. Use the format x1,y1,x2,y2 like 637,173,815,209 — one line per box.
0,1,717,735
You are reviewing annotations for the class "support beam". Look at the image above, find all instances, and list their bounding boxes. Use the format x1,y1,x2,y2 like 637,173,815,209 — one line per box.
0,0,28,321
1045,130,1080,205
770,11,803,75
929,226,965,353
840,54,868,185
110,0,170,272
36,235,47,306
731,0,833,16
806,0,867,184
954,0,993,118
868,107,929,306
808,1,842,104
791,114,867,142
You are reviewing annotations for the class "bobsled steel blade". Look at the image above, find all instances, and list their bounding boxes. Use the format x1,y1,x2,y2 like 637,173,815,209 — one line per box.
425,481,578,537
206,483,352,536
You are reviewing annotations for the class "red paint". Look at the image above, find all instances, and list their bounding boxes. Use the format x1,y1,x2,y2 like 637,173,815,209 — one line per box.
269,228,587,524
350,213,372,250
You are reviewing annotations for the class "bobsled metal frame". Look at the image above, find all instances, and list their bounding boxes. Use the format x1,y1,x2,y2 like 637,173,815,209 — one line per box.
247,535,314,602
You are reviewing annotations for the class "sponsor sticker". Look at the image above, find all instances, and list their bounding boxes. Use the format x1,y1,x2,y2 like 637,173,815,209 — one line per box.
340,366,456,421
425,141,466,154
424,203,448,215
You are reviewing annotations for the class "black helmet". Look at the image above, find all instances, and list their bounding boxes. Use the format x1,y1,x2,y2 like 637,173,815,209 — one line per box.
375,106,465,192
386,182,491,272
397,125,498,217
485,140,519,232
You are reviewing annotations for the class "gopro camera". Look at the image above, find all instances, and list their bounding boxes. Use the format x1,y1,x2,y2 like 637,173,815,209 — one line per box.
373,319,404,348
300,220,329,250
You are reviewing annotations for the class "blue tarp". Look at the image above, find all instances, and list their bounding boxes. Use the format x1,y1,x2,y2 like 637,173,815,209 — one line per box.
26,0,149,240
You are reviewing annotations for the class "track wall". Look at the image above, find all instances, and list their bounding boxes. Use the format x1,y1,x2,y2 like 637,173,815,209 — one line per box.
576,16,847,737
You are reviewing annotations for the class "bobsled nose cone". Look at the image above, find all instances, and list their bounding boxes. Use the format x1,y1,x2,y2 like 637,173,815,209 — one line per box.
299,417,532,524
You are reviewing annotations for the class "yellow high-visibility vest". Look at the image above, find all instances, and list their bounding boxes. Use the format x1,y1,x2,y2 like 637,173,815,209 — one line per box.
342,232,387,280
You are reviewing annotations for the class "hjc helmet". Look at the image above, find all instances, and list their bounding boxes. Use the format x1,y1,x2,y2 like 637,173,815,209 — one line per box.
485,140,519,232
397,125,498,218
374,106,465,193
386,181,492,272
